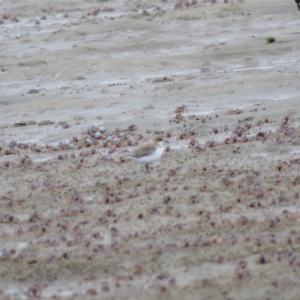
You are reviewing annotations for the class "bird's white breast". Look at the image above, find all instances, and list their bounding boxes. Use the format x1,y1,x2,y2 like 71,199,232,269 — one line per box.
131,144,164,164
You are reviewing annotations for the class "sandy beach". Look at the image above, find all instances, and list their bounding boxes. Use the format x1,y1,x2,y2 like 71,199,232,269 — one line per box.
1,0,300,299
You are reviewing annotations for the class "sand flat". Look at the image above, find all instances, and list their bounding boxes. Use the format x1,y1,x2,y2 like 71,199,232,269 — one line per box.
1,0,300,299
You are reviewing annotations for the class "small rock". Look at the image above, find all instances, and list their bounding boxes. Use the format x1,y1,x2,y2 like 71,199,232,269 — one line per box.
4,148,11,155
95,131,102,138
85,138,92,146
27,88,40,94
19,154,31,164
14,121,27,127
34,146,41,153
9,140,17,148
38,120,55,126
87,126,94,134
128,124,137,131
61,122,71,129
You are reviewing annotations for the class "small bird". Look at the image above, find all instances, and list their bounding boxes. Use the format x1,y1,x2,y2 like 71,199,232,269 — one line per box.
125,134,168,174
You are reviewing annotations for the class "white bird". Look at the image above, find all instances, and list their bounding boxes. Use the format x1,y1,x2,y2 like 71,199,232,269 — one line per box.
125,134,168,174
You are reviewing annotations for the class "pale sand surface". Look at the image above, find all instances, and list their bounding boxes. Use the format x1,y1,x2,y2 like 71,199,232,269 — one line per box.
1,0,300,299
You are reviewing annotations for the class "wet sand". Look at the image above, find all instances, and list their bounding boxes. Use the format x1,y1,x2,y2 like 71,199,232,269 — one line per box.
1,0,300,299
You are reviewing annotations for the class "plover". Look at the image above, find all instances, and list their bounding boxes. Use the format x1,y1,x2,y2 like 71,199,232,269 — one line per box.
125,134,168,174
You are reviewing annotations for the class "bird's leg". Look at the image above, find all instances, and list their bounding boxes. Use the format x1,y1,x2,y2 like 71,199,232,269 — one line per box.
145,163,150,174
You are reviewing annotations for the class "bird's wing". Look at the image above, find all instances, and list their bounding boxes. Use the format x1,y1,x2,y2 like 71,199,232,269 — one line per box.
131,141,157,158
